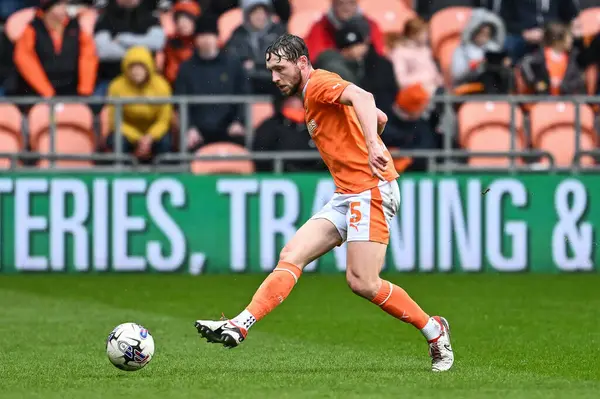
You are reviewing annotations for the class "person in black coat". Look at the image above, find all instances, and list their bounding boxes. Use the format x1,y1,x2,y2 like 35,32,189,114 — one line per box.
315,23,398,119
174,13,251,150
253,95,326,172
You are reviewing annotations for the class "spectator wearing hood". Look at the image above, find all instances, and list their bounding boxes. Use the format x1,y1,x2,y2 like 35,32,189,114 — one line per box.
105,46,173,161
94,0,166,94
518,22,585,97
304,0,385,62
495,0,579,63
315,23,398,118
451,8,509,91
174,14,250,150
225,0,286,94
252,95,326,172
163,0,201,84
13,0,98,97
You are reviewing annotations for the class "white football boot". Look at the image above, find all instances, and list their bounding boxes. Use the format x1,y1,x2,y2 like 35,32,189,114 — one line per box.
195,316,247,348
428,316,454,372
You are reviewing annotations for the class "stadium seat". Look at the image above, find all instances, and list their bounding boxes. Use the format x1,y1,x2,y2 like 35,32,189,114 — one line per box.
0,104,24,168
458,102,525,166
289,0,329,13
576,7,600,37
28,103,96,168
288,10,324,38
252,102,274,128
159,11,176,37
585,65,598,95
78,8,98,34
191,142,255,174
218,8,243,45
363,1,415,35
99,106,111,139
529,103,597,167
5,7,35,42
430,7,472,85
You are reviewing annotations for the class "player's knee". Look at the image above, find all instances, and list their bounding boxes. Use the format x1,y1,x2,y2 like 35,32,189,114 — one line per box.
279,244,306,269
346,272,379,299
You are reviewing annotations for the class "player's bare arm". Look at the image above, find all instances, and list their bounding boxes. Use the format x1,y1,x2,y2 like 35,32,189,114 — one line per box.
376,108,387,135
338,84,389,180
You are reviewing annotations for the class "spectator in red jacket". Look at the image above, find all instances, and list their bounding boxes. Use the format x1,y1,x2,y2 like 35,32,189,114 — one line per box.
304,0,384,62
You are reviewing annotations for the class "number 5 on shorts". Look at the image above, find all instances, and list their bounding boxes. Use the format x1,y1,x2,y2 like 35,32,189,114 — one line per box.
350,201,362,224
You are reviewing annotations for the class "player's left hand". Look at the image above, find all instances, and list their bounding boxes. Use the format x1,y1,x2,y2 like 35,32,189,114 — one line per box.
368,144,388,180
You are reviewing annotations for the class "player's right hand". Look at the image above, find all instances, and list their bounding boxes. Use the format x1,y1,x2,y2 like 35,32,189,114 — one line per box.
368,145,388,181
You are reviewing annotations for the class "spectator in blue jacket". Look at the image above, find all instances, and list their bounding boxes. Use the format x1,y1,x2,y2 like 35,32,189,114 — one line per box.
174,14,251,150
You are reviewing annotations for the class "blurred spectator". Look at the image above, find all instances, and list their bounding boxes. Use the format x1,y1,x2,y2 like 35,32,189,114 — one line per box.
92,0,171,12
197,0,291,24
174,14,250,150
105,46,173,161
94,0,166,95
518,22,585,96
253,96,326,172
576,32,599,94
415,0,485,21
305,0,385,62
496,0,579,63
382,85,443,172
388,18,443,95
13,0,98,98
164,0,201,84
225,0,286,94
451,8,511,93
315,23,398,117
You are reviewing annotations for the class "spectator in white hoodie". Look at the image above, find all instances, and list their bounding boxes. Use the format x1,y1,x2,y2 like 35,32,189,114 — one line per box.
451,8,506,86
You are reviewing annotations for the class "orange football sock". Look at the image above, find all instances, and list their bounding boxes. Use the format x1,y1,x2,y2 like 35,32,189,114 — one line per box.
246,261,302,321
371,280,430,329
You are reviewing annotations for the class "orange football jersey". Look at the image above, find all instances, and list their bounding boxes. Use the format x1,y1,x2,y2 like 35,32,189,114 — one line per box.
302,69,398,194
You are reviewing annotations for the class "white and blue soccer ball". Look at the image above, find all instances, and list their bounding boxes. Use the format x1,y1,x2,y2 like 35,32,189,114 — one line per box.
106,322,155,371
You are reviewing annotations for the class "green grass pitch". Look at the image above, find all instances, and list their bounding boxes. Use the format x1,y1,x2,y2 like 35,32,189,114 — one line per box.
0,274,598,398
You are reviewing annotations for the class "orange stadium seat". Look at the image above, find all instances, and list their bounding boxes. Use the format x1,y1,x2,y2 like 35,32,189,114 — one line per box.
5,7,35,42
218,8,243,45
529,103,597,167
576,7,600,37
585,65,598,95
0,104,24,169
28,103,96,168
160,11,176,37
429,7,472,86
289,0,329,13
288,10,324,38
191,142,255,174
363,1,416,35
458,102,525,166
78,8,98,34
252,102,274,128
99,106,111,139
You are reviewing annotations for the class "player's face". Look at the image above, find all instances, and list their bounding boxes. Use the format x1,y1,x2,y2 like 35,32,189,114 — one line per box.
266,56,303,97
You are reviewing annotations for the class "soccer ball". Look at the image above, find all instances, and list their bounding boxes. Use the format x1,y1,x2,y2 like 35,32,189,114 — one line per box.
106,322,155,371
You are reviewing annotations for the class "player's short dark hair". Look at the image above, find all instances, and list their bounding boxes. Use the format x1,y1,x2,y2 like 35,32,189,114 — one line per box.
265,34,311,64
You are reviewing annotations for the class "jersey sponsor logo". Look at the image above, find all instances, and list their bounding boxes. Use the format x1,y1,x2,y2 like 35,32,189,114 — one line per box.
332,83,341,89
307,119,318,136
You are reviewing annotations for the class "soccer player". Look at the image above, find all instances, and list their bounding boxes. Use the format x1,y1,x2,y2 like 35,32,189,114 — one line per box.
195,34,454,372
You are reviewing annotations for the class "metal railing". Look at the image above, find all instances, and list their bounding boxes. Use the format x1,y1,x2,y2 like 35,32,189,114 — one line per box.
1,94,599,173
